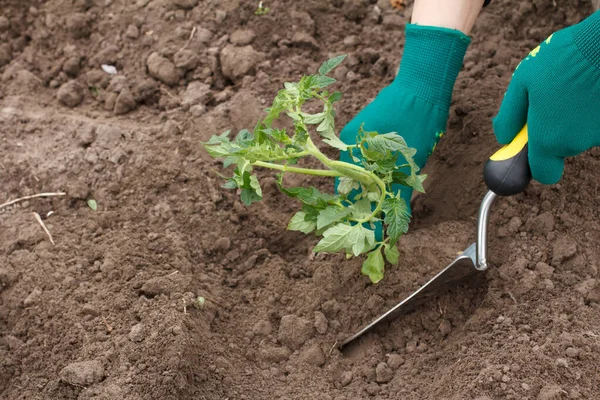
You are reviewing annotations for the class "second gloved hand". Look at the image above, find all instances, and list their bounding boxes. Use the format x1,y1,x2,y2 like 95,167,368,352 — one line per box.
338,24,471,225
493,11,600,184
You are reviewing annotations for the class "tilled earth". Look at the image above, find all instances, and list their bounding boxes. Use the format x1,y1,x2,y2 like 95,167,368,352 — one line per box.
1,0,600,399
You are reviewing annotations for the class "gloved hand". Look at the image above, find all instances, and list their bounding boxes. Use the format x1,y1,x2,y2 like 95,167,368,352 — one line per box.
493,11,600,184
338,24,471,217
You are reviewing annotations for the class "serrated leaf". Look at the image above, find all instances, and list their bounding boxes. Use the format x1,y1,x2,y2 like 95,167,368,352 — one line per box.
313,223,353,253
222,179,238,189
384,244,400,265
235,129,254,147
349,198,372,219
337,176,360,196
276,177,336,208
366,133,409,155
207,130,231,144
240,173,262,206
288,211,317,234
313,75,337,89
329,91,342,103
351,225,376,256
302,112,325,125
361,248,385,283
87,199,97,211
392,171,427,193
381,196,410,245
318,55,347,75
316,206,351,229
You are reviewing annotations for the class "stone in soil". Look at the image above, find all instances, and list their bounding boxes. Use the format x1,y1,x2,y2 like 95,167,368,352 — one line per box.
298,343,325,366
538,383,565,400
375,362,394,383
230,29,256,45
252,320,273,336
174,49,199,70
129,323,146,342
278,315,315,350
59,360,105,386
552,236,577,265
340,371,353,387
181,81,212,107
114,88,137,115
314,311,328,334
259,345,291,363
386,354,404,369
57,81,84,108
219,45,265,83
147,52,180,86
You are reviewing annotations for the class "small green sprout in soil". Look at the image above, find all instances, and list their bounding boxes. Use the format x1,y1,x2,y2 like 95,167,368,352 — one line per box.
254,1,270,15
203,55,426,283
87,199,97,211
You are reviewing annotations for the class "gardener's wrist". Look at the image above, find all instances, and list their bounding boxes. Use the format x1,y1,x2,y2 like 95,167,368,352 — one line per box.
572,10,600,70
411,0,485,35
394,24,471,111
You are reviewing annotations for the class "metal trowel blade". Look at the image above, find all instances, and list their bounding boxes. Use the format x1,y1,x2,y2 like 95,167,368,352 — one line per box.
340,242,483,348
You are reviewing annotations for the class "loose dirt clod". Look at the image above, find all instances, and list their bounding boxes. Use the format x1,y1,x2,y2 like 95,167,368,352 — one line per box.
278,315,315,350
57,81,84,107
59,360,105,386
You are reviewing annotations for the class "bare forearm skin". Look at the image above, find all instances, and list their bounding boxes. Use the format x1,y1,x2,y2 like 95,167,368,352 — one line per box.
411,0,485,35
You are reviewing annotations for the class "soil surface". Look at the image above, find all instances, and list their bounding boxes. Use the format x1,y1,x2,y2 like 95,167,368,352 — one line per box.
1,0,600,399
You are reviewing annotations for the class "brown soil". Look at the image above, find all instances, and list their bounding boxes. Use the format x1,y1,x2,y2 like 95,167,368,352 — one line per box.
1,0,599,399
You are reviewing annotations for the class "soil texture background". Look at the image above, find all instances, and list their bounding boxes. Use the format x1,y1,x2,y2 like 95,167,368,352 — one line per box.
1,0,600,399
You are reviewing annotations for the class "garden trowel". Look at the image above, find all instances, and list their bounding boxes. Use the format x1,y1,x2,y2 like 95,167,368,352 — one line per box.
340,124,532,348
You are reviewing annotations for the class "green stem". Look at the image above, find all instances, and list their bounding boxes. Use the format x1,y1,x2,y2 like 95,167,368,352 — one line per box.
252,161,342,177
260,151,310,162
304,137,388,224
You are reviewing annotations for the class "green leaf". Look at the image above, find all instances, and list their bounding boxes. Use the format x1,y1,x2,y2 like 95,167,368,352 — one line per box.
316,206,351,229
361,248,385,283
318,55,347,75
235,129,254,147
313,223,353,253
240,173,262,206
384,244,400,265
313,75,337,89
391,171,427,193
329,91,342,103
222,179,238,189
277,177,336,208
337,176,360,196
302,112,325,125
207,130,231,144
366,133,409,155
349,198,372,219
381,196,410,245
288,211,317,234
87,199,97,211
351,225,376,256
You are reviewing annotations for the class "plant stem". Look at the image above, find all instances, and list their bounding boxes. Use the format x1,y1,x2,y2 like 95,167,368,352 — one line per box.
252,161,342,177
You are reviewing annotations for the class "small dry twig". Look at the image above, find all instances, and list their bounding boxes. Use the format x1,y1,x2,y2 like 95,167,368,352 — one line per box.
0,192,66,210
180,26,197,51
328,340,338,357
102,315,113,333
33,212,55,245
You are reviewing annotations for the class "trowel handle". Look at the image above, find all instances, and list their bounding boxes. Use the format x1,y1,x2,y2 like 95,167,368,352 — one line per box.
483,124,532,196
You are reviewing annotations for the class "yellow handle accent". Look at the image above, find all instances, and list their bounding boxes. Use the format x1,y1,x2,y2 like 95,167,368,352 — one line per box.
490,124,529,161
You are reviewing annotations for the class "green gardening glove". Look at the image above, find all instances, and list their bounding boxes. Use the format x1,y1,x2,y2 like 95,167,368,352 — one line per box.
493,11,600,184
338,24,471,237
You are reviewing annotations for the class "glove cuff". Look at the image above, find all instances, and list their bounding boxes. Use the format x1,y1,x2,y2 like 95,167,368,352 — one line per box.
572,10,600,70
394,24,471,112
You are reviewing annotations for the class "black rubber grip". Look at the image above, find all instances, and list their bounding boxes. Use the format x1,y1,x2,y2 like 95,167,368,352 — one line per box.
483,141,532,196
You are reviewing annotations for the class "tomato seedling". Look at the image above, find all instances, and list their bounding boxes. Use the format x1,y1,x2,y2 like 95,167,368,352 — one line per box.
203,55,426,283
